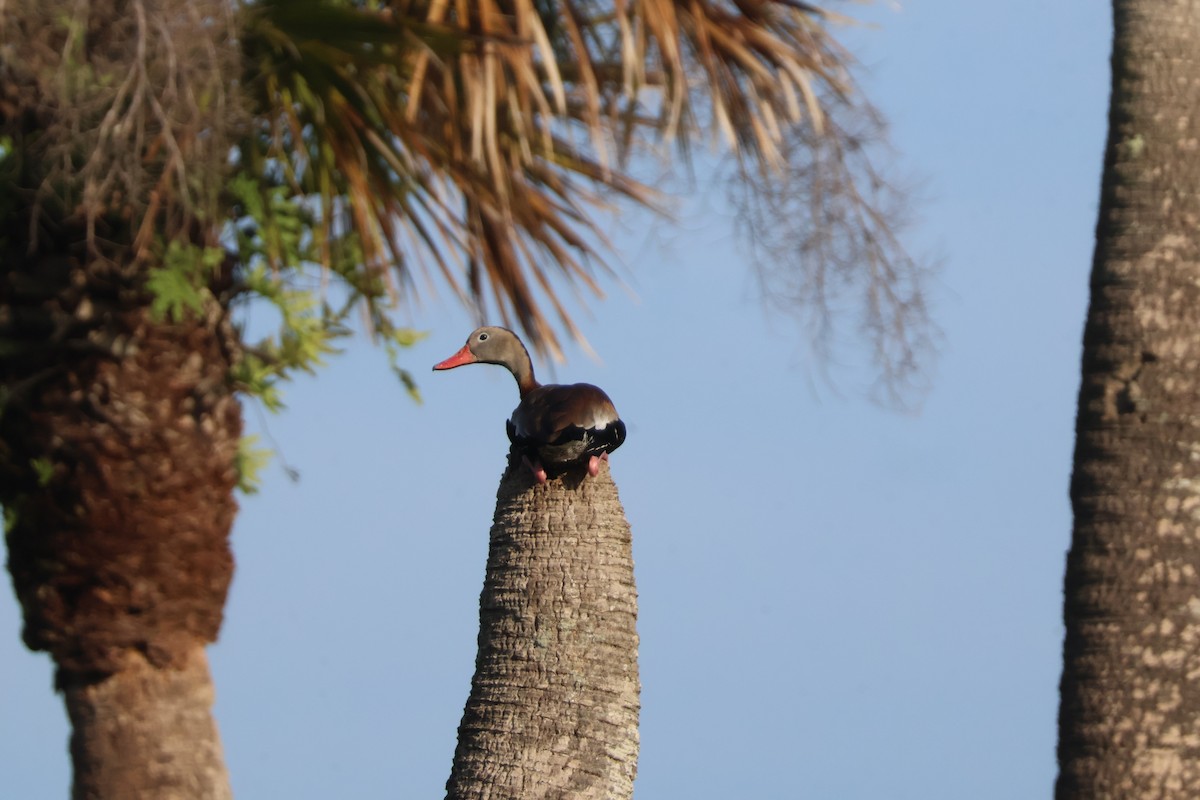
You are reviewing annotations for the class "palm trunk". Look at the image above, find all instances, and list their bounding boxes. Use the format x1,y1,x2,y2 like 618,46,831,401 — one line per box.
2,298,241,798
445,456,640,800
65,648,231,800
1057,1,1200,796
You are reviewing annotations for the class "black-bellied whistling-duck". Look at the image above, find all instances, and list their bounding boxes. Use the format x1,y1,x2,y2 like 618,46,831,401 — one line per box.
433,326,626,483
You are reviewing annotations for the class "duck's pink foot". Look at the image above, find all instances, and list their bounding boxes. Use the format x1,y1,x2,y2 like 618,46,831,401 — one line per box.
522,455,548,484
588,455,601,477
601,452,610,462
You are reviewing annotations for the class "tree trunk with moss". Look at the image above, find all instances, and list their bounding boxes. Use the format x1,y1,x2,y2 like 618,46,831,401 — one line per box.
1057,1,1200,797
445,456,640,800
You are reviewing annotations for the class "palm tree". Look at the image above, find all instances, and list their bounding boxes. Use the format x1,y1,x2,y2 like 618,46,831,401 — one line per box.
446,458,638,799
1057,1,1200,797
0,0,925,795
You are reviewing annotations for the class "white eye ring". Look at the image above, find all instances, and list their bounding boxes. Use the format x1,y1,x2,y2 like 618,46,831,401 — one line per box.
478,332,489,341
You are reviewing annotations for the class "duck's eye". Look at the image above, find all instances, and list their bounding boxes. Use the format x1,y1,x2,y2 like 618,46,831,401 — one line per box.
478,332,489,342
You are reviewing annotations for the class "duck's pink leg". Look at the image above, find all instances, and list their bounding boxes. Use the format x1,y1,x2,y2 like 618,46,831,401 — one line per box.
522,455,548,484
587,455,601,477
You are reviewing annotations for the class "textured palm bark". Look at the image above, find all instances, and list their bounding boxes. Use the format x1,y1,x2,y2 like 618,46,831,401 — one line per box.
65,647,232,800
446,456,640,800
1057,1,1200,797
1,2,241,795
1,292,241,797
3,309,241,676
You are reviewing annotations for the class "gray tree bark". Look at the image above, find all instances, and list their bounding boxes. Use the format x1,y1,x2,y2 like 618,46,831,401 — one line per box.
446,456,640,800
64,648,231,800
1057,1,1200,797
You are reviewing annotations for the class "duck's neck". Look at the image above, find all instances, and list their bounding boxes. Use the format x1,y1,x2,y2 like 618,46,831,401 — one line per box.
509,344,539,397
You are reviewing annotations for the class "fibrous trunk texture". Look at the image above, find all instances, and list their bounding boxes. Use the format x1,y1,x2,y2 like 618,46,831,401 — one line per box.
446,457,640,800
1,290,241,797
1057,1,1200,797
1,2,243,795
3,308,241,676
65,647,231,800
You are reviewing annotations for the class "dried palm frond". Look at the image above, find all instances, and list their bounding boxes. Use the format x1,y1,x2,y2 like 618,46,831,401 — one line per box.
241,0,859,360
730,98,935,407
3,0,924,391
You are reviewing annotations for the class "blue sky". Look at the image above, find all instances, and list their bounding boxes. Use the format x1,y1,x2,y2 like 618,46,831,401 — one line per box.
2,2,1109,796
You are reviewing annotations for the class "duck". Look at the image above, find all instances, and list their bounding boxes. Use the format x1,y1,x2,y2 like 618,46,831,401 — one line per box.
433,326,626,483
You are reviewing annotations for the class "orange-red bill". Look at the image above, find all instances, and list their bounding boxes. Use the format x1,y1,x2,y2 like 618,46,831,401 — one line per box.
433,345,477,370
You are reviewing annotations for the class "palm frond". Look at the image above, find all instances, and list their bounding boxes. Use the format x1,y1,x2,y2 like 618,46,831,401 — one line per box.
241,0,864,359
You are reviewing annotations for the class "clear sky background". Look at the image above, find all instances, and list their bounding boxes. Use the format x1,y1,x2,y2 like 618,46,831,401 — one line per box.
2,2,1109,797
